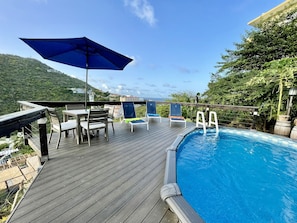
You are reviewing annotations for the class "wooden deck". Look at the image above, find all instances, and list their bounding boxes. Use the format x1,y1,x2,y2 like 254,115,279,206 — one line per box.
8,118,194,223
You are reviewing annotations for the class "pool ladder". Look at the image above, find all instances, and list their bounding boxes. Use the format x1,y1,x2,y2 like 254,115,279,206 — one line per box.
196,111,219,134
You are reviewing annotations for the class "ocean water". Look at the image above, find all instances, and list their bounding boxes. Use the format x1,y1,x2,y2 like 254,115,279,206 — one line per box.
144,97,170,102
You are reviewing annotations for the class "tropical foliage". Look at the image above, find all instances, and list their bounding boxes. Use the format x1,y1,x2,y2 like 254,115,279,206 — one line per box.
247,58,297,119
204,8,297,129
0,54,111,115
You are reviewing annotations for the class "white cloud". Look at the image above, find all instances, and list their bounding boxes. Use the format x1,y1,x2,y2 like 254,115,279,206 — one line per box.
102,83,109,90
115,85,123,93
124,0,157,26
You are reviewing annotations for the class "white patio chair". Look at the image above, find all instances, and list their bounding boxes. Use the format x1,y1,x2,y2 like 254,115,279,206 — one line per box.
104,105,115,133
48,108,77,149
80,109,109,146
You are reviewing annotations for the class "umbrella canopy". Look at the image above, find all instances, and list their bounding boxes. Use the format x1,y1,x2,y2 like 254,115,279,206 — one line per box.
20,37,133,107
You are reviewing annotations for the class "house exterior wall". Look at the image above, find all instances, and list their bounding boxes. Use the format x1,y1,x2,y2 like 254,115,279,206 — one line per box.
248,0,297,27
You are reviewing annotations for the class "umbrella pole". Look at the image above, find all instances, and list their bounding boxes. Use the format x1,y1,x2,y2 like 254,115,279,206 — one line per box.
85,69,88,109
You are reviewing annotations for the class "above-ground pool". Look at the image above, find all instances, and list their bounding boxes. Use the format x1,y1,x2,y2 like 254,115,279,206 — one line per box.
161,127,297,223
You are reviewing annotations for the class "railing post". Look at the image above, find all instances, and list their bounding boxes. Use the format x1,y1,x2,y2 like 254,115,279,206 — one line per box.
37,117,49,162
205,106,210,124
252,108,259,129
23,125,32,145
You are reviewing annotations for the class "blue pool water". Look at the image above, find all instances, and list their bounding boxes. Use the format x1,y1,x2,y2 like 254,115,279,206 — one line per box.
177,128,297,223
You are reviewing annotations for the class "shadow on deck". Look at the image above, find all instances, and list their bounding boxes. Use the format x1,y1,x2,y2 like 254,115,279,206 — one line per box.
8,118,194,223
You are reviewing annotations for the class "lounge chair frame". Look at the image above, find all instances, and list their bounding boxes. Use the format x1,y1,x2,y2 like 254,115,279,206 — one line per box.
122,102,149,132
146,101,161,123
169,103,186,128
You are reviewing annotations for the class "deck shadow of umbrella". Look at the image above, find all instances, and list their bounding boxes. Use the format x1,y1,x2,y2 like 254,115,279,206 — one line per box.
20,37,133,108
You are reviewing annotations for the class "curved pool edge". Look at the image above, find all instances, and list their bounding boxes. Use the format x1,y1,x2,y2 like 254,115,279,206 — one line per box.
160,126,205,223
161,126,297,223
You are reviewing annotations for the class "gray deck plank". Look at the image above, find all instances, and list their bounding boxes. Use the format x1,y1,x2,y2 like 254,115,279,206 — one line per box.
8,119,194,223
142,198,179,223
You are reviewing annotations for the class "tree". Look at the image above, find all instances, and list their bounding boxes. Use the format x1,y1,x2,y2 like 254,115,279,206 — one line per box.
247,58,297,119
204,8,297,125
170,92,195,103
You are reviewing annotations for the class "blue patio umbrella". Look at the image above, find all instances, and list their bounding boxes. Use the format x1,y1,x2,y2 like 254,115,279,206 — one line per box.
20,37,133,108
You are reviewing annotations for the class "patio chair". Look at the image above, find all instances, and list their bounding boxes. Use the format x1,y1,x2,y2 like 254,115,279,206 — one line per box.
146,101,161,122
122,102,149,132
65,103,86,122
169,103,186,128
48,108,77,149
80,109,109,146
104,105,115,133
65,104,85,110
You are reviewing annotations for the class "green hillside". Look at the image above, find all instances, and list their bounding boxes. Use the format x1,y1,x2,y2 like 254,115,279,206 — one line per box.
0,54,98,115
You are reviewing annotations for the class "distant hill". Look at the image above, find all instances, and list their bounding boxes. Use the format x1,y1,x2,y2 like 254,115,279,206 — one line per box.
0,54,101,115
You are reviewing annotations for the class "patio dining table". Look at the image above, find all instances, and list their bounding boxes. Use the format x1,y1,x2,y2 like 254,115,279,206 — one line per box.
63,108,109,144
63,109,89,144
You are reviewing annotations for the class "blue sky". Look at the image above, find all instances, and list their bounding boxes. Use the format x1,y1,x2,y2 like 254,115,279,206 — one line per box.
0,0,284,99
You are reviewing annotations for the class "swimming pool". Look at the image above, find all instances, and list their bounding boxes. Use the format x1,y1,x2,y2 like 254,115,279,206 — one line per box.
161,127,297,223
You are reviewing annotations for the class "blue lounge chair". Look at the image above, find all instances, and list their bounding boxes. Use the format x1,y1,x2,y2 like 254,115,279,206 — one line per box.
122,102,149,132
169,103,186,128
146,101,161,122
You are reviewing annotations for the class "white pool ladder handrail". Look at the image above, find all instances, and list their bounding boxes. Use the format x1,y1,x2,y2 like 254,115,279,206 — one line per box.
209,111,219,133
196,111,206,134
